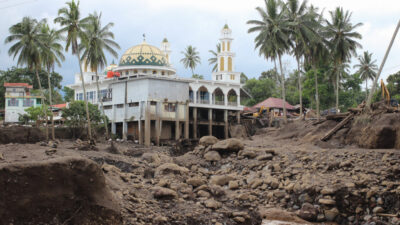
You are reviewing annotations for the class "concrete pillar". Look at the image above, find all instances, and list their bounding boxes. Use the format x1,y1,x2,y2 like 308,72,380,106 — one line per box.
208,91,212,105
184,103,189,139
208,108,212,136
193,89,197,103
175,103,180,140
122,121,128,140
224,93,228,106
237,91,241,106
138,120,143,145
193,107,197,139
224,110,229,139
145,101,151,147
155,102,161,146
111,122,116,135
236,111,241,124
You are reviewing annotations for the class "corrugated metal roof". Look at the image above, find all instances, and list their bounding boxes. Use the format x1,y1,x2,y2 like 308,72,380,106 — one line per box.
253,97,295,110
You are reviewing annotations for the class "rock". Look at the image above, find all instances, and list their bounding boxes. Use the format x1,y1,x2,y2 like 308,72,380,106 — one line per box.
256,153,273,161
321,187,336,195
319,198,336,205
228,180,239,190
204,199,221,209
212,138,244,153
210,175,234,186
264,176,279,189
233,217,245,223
0,153,3,160
45,148,57,156
197,190,211,198
238,149,258,158
142,152,161,165
298,193,312,204
186,177,206,187
204,151,221,161
153,187,178,200
249,178,263,189
155,163,189,176
298,203,318,222
199,136,218,147
324,208,339,221
372,206,384,214
340,160,352,168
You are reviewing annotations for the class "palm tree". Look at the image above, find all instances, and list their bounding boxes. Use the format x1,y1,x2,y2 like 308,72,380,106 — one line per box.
284,0,319,116
354,51,377,99
5,17,49,138
40,22,65,140
80,12,120,139
208,43,221,72
325,7,362,112
54,0,93,141
247,0,291,122
180,45,201,76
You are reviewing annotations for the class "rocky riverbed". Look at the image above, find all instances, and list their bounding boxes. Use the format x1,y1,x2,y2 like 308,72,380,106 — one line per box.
0,127,399,225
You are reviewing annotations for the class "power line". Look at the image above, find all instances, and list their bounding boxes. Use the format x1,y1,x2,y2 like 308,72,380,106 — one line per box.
0,0,38,10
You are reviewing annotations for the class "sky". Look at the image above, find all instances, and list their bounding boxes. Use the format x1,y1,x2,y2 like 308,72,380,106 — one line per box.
0,0,399,89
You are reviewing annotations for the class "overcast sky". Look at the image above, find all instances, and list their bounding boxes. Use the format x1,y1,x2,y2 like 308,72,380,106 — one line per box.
0,0,399,88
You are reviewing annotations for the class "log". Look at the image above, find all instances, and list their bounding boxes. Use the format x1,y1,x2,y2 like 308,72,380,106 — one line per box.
321,114,354,141
348,108,363,113
326,113,350,120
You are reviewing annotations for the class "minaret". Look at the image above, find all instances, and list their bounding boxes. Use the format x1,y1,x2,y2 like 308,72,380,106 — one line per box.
212,24,240,83
161,38,171,65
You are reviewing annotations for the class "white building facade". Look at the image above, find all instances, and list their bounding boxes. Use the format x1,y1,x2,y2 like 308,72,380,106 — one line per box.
68,24,245,146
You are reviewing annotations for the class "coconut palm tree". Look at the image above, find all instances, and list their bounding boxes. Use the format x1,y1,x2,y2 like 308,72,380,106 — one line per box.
40,22,65,140
5,17,49,138
284,0,319,116
80,12,120,139
354,51,378,99
180,45,201,76
54,0,93,141
325,7,362,112
208,43,221,72
247,0,291,122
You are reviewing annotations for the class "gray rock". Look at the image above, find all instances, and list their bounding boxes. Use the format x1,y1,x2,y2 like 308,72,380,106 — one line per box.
204,151,221,161
199,136,218,147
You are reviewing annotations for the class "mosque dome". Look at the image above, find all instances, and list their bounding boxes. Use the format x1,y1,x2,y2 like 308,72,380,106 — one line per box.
119,41,168,67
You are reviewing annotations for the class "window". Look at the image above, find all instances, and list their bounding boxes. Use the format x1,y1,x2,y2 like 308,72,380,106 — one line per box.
216,75,222,80
76,93,83,100
219,57,224,71
227,42,231,51
230,74,235,80
86,91,96,102
150,101,157,106
162,72,165,75
125,71,129,75
104,105,112,110
116,104,124,108
23,99,34,107
134,70,138,74
228,57,233,71
99,89,107,100
36,99,41,105
152,70,157,74
164,103,176,112
143,70,147,74
129,102,139,107
8,98,18,107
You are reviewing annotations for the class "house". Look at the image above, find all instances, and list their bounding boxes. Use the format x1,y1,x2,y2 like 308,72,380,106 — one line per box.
51,103,68,124
4,83,42,123
252,97,295,117
67,24,248,146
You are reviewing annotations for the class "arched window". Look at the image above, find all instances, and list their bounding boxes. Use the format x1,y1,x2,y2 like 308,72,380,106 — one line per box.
220,57,224,71
228,57,232,71
227,42,230,51
222,42,225,51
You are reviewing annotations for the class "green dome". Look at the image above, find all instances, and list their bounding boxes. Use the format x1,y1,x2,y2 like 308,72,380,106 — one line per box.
119,42,167,67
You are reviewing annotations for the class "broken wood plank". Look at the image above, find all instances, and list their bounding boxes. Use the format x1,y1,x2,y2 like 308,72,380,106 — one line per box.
321,113,354,141
326,113,350,120
348,108,363,113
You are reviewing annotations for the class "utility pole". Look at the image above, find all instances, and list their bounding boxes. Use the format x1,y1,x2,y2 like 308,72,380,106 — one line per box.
366,19,400,108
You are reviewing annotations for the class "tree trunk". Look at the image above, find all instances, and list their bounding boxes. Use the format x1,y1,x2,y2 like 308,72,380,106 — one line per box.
273,59,280,98
278,55,287,123
76,47,92,141
313,64,320,120
95,70,109,139
365,78,368,100
47,66,55,140
336,61,340,112
296,55,303,117
35,66,48,141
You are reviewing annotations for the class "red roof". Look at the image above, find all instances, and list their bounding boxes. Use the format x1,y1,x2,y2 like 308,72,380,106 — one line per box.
4,83,33,88
253,97,295,110
51,103,67,109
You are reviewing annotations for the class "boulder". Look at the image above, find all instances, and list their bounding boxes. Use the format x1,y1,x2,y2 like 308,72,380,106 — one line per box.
319,198,336,205
229,180,239,190
186,177,206,187
152,187,178,200
298,203,318,222
204,151,221,161
199,136,218,147
212,138,244,153
204,199,221,209
210,175,234,186
324,208,339,221
155,163,189,177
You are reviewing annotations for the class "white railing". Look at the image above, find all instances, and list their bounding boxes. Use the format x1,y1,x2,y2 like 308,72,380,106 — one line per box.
228,101,238,106
214,100,225,105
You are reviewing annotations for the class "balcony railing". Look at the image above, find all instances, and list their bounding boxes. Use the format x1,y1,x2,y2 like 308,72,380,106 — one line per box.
214,100,225,105
199,99,209,104
102,97,112,102
228,101,238,106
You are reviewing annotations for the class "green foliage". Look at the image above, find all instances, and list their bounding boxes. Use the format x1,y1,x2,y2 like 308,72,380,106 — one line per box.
0,67,63,108
208,43,221,72
19,105,51,126
191,74,204,80
386,71,400,102
180,45,201,75
240,73,248,84
63,86,75,102
62,101,102,129
243,77,277,106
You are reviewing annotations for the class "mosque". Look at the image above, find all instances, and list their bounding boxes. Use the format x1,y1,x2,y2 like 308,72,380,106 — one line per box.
67,24,247,146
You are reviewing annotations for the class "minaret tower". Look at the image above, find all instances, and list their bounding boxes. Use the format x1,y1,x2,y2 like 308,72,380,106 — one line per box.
160,38,172,65
212,24,240,83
